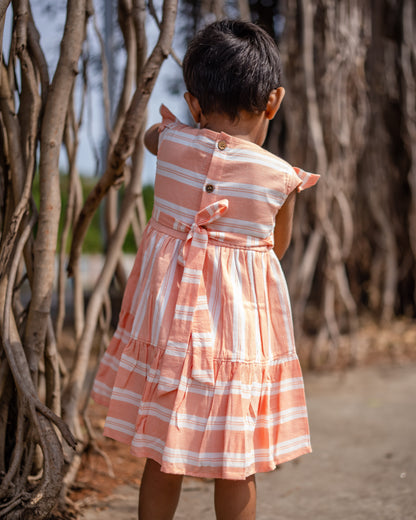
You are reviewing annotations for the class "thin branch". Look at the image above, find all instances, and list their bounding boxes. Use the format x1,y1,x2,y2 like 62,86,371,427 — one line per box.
1,214,76,450
68,0,178,277
148,0,182,67
0,0,11,27
27,4,49,107
24,0,89,378
64,120,148,434
92,9,112,141
0,401,26,500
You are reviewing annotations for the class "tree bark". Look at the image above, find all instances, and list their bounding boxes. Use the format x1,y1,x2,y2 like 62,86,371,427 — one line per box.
68,0,178,277
25,0,89,380
64,0,178,435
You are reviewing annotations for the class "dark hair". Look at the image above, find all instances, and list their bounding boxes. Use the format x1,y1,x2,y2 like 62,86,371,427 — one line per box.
183,20,281,121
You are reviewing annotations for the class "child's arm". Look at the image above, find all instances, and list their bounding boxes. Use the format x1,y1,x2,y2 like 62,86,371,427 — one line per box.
273,190,297,260
144,123,161,155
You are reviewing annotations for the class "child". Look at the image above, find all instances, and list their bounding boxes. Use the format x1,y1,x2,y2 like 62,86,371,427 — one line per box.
92,20,319,519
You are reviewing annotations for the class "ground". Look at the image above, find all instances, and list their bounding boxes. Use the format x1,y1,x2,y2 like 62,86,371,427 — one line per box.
68,321,416,519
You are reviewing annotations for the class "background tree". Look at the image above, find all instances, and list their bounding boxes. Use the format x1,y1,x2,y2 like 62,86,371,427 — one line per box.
271,0,416,366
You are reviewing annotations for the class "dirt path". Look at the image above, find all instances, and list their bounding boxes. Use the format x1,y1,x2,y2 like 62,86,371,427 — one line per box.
81,362,416,519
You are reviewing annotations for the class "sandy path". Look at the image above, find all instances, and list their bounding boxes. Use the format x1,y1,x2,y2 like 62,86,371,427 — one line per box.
81,362,416,519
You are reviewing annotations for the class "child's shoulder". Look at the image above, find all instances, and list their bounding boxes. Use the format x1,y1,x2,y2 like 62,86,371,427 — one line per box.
158,105,319,192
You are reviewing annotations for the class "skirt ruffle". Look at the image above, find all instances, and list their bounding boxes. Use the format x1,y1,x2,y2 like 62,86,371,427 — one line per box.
92,330,311,480
91,222,311,479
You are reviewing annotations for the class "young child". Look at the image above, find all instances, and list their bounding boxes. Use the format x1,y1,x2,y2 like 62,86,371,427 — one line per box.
92,20,319,519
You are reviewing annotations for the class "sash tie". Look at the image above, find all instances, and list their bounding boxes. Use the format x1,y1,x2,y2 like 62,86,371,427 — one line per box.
157,199,229,393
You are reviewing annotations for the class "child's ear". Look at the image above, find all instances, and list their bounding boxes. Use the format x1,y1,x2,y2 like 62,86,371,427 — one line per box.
184,92,203,124
265,87,285,120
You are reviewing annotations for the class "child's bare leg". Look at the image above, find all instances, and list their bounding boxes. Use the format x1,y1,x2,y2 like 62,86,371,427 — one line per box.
214,474,256,520
138,458,183,520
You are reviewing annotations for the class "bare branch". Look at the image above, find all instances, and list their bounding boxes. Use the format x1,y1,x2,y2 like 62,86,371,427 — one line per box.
68,0,178,277
148,0,182,67
27,4,50,107
63,124,147,433
0,402,26,500
0,0,11,24
0,0,41,279
237,0,251,22
92,9,113,140
25,0,90,377
1,213,76,450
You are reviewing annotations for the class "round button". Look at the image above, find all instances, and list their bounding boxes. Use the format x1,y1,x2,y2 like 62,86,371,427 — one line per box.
217,140,227,151
205,184,214,193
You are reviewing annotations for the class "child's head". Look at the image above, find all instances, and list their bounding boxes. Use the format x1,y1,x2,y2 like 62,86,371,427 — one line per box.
183,20,281,121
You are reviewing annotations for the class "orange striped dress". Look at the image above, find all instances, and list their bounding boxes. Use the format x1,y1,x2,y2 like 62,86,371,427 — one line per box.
91,105,319,479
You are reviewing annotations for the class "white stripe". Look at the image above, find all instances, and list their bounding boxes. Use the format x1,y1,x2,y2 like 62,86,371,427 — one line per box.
271,258,295,351
165,340,189,358
119,355,161,382
113,326,133,344
152,240,183,344
130,231,158,316
210,217,271,238
255,406,308,427
182,267,202,284
209,248,222,340
191,332,213,340
131,234,165,337
215,183,285,206
247,251,263,363
92,380,112,398
157,159,206,188
105,417,136,436
130,434,310,468
190,370,215,383
117,353,303,399
153,196,196,224
100,352,121,372
110,387,142,406
219,146,293,174
174,305,194,321
261,254,273,359
215,187,283,207
231,250,245,362
163,130,215,154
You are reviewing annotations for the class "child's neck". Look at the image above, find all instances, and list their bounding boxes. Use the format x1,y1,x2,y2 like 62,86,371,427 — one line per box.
200,110,269,147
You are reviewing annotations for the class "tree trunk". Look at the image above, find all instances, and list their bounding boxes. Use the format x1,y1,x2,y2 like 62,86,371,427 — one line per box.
271,0,416,365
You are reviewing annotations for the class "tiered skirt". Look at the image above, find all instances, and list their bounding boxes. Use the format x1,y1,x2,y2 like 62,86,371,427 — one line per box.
91,221,311,479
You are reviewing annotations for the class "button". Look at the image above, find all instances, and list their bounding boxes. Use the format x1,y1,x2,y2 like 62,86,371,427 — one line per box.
217,140,227,151
205,184,214,193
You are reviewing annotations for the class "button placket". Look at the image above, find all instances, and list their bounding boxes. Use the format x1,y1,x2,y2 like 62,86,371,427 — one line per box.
201,138,227,203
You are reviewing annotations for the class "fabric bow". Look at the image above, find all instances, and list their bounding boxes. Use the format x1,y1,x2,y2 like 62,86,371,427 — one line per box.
157,199,229,393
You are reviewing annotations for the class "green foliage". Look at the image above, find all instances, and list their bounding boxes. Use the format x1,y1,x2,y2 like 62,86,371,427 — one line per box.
31,174,154,254
142,184,155,222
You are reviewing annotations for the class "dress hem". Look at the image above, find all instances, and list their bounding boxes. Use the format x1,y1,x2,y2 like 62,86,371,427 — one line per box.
101,426,312,480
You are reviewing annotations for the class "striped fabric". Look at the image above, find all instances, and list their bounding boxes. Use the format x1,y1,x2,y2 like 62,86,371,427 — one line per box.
91,105,319,479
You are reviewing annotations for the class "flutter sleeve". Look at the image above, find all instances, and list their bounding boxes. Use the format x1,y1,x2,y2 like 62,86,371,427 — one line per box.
294,167,320,192
158,104,178,133
287,166,320,194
